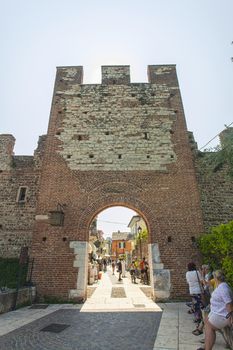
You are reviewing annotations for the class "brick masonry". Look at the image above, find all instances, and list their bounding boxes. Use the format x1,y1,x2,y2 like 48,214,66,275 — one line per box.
0,65,232,301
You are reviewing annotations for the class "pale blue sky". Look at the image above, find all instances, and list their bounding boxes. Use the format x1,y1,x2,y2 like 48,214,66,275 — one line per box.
97,206,137,237
1,0,233,155
1,0,233,236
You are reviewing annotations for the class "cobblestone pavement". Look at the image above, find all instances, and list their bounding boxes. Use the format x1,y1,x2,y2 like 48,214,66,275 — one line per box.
0,308,161,350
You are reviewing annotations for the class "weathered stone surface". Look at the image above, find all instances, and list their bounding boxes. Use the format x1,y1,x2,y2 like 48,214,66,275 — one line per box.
55,71,176,171
0,135,44,257
195,130,233,231
153,269,171,292
0,135,15,171
0,287,36,314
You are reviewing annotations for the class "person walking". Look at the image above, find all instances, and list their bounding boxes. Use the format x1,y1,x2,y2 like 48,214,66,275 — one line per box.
103,258,107,272
139,257,149,284
134,257,140,279
121,259,126,278
111,260,116,275
117,259,122,281
130,261,137,284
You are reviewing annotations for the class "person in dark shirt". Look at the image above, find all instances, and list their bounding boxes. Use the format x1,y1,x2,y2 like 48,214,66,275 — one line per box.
117,260,122,281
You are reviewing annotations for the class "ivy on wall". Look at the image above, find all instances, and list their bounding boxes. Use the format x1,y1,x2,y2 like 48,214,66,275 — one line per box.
135,229,148,245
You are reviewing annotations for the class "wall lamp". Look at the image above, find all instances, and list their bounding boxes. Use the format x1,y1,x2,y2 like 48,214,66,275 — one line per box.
35,203,66,226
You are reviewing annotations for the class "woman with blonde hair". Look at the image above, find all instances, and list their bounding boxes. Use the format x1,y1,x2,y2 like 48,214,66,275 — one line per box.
197,270,233,350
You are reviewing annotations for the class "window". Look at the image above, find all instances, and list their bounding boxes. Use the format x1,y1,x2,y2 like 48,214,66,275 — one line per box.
17,186,28,203
118,242,126,249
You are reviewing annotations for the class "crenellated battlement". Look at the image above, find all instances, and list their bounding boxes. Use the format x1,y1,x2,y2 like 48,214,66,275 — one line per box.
147,65,178,87
101,65,130,85
52,65,179,172
55,65,178,86
0,134,15,171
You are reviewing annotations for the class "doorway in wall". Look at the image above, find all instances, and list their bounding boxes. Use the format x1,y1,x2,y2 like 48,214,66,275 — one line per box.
87,205,151,300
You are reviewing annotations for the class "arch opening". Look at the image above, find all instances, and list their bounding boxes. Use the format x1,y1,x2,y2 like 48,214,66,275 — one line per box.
87,206,150,284
69,201,171,303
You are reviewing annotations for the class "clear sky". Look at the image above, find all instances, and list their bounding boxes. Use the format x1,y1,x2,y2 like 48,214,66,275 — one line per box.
1,0,233,236
97,207,137,238
1,0,233,155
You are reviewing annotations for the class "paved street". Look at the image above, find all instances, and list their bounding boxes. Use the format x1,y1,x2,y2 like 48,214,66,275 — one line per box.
0,308,161,350
0,268,227,349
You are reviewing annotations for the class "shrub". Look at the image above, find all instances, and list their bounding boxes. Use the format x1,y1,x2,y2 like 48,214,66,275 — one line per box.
0,258,28,289
197,221,233,287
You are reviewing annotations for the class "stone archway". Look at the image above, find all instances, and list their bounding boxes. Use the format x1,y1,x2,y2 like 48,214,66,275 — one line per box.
69,190,171,301
30,65,204,301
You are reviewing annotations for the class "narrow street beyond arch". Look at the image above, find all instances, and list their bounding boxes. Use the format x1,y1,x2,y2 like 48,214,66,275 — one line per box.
83,265,161,312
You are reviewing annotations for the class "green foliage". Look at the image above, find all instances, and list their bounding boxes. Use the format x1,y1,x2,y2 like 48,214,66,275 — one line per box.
16,301,32,309
197,221,233,287
0,258,28,289
135,229,148,245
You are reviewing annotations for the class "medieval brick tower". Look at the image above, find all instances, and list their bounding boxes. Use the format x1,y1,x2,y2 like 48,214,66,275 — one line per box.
29,65,204,301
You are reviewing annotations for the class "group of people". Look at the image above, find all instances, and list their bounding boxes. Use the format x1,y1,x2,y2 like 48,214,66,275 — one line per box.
186,262,233,350
129,257,150,285
110,257,150,284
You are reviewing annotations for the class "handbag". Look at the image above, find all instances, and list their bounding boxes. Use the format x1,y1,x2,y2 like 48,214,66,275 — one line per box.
195,270,211,307
201,289,211,308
